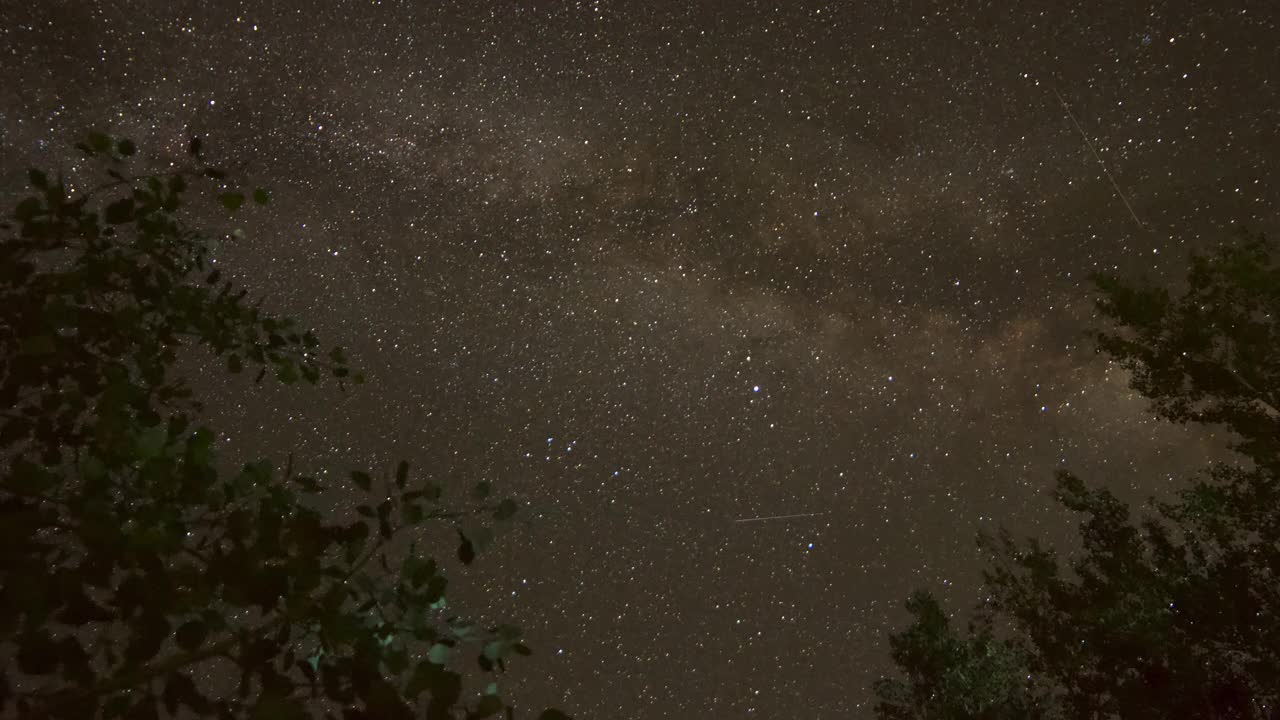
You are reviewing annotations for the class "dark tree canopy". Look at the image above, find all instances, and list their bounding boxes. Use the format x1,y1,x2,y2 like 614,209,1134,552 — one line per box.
0,134,570,720
875,231,1280,720
1091,230,1280,467
871,591,1059,720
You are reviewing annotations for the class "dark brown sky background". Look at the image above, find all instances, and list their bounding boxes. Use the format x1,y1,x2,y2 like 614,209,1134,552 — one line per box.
2,0,1277,716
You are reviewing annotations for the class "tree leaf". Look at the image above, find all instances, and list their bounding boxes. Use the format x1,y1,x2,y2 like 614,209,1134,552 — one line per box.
427,670,462,718
87,131,112,153
15,196,42,221
19,335,55,356
57,588,115,625
219,192,245,211
494,498,519,521
384,646,409,675
251,693,307,720
426,580,447,606
483,638,515,664
136,423,169,459
476,695,503,718
405,659,441,699
124,613,170,666
175,620,208,652
253,187,270,205
457,530,475,565
16,630,60,675
427,643,451,665
54,635,93,688
127,697,160,720
469,526,495,553
104,198,135,224
276,362,298,384
162,672,207,715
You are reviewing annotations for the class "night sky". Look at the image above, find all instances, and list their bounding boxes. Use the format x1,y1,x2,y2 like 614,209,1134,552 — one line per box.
2,0,1277,716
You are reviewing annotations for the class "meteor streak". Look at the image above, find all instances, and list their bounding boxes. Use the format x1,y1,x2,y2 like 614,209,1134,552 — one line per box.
1051,86,1145,229
734,511,827,524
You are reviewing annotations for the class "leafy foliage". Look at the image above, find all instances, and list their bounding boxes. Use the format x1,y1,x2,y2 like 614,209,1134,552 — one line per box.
876,232,1280,719
1090,229,1280,467
0,134,570,719
872,592,1060,720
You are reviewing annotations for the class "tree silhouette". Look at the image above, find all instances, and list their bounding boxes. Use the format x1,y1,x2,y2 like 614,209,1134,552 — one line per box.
871,591,1060,720
0,133,572,720
1091,230,1280,467
875,230,1280,719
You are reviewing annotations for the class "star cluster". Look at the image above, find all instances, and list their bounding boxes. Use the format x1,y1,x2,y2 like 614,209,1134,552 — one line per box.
1,0,1275,716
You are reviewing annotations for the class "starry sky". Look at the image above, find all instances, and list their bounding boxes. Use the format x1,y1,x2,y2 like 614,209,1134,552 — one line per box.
2,0,1277,716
